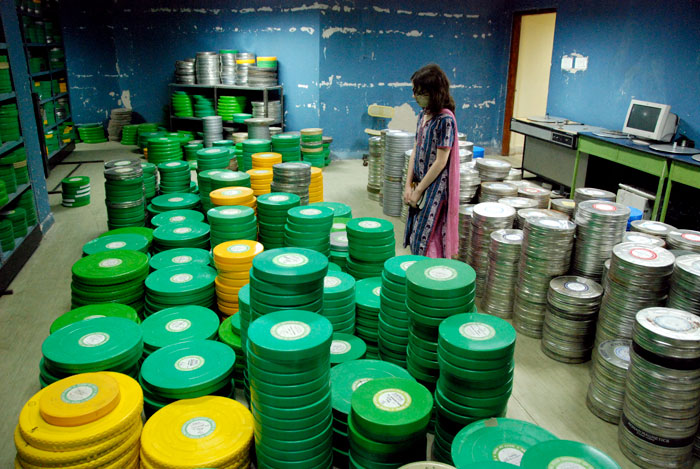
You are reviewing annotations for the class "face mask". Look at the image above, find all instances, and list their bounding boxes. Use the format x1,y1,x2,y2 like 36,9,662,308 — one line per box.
415,95,429,108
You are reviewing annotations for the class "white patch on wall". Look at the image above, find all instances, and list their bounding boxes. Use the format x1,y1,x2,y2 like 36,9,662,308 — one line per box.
405,30,422,37
397,10,412,15
108,91,116,97
373,6,390,13
75,74,94,78
301,27,315,35
444,13,464,18
387,103,419,131
561,53,589,74
214,26,224,32
472,34,478,38
240,8,255,14
387,82,412,88
344,6,353,12
462,103,471,109
474,99,495,109
322,27,357,38
417,12,439,17
289,27,297,32
121,90,132,109
258,7,273,12
193,9,206,14
466,14,479,19
378,82,385,86
290,3,329,12
298,84,309,89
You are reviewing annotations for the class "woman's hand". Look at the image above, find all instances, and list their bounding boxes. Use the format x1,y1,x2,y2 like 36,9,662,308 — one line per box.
408,187,423,208
403,186,413,205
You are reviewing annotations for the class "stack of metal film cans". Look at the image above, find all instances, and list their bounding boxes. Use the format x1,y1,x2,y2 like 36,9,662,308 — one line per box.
249,56,279,86
257,192,300,249
382,131,413,217
252,100,282,122
516,208,569,230
551,198,576,218
247,310,334,469
300,128,324,168
330,231,349,271
174,58,195,84
457,205,474,262
284,205,333,255
517,185,551,209
587,339,631,424
219,50,236,84
478,182,518,203
667,229,700,252
460,162,481,204
323,271,356,333
542,276,603,363
513,217,576,338
595,243,674,346
574,187,616,207
245,117,274,140
619,307,700,468
354,277,382,359
348,377,433,467
467,202,516,297
630,219,675,238
378,255,427,367
202,116,224,148
434,313,516,465
345,217,396,280
498,196,539,211
270,162,311,205
61,176,90,207
481,229,524,318
367,136,382,201
475,158,511,181
668,254,700,314
235,53,255,85
271,132,302,163
195,51,219,85
405,259,477,392
401,149,411,222
104,159,145,229
572,201,630,281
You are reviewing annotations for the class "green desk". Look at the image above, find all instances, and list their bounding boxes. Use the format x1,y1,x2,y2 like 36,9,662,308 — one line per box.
572,135,669,220
660,156,700,222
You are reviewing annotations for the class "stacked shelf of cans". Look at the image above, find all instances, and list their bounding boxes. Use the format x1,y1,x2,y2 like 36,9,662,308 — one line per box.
61,176,90,208
323,271,356,333
208,205,258,247
104,159,145,229
481,229,523,319
212,240,263,317
257,192,300,249
367,136,382,201
272,132,302,163
174,58,195,84
284,205,333,255
587,339,631,423
346,217,395,280
354,277,382,359
271,162,311,205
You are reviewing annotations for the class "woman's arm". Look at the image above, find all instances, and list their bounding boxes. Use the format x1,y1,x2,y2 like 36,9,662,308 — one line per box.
403,143,417,204
408,147,450,206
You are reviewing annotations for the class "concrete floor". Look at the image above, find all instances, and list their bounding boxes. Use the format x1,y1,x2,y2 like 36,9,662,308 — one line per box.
0,142,651,468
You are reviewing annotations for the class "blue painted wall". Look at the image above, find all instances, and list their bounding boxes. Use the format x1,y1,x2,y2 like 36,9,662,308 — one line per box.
538,0,700,142
60,0,700,156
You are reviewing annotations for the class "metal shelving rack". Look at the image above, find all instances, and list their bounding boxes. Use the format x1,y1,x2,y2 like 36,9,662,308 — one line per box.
167,83,284,131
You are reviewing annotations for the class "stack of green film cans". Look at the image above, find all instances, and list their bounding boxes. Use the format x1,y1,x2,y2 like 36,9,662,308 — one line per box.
39,317,143,387
0,180,7,207
81,233,149,257
141,162,158,199
148,137,182,165
218,313,246,388
140,305,219,353
346,217,396,279
61,176,90,208
0,103,21,142
6,147,29,185
232,113,253,124
138,126,164,151
433,313,516,464
330,359,413,466
157,160,191,193
139,339,235,418
184,142,202,162
349,377,433,467
284,205,334,255
323,136,333,166
121,124,139,145
379,255,428,368
193,95,215,118
310,201,352,220
104,159,145,229
151,209,204,229
197,169,227,211
257,192,299,249
238,284,252,399
0,157,16,194
300,128,324,168
33,80,51,100
405,258,477,387
144,264,217,315
322,271,356,333
70,250,149,312
196,147,230,172
271,132,302,162
217,95,247,121
171,91,193,117
0,60,12,94
0,218,14,251
49,303,141,335
247,310,334,469
329,231,349,272
0,207,27,238
152,220,210,253
242,139,271,172
207,205,257,247
18,191,37,228
354,277,382,359
210,170,250,193
98,227,154,249
249,247,328,322
149,247,211,271
329,332,366,366
148,193,200,218
77,123,107,143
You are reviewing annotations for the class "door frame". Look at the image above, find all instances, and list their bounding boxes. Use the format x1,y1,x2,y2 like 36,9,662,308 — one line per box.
501,9,557,156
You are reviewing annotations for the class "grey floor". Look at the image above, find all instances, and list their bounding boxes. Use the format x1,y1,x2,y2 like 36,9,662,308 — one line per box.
0,142,660,468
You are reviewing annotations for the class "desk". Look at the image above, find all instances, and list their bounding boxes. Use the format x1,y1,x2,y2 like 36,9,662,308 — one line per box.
572,134,670,220
660,153,700,222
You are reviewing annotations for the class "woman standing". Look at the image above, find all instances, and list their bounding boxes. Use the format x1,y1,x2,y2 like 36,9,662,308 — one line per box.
403,63,460,258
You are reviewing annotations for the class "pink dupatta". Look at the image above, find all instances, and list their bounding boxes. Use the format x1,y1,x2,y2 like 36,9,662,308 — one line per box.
425,108,461,259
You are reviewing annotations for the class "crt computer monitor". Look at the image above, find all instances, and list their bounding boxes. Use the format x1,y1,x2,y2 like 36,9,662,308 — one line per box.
622,99,678,142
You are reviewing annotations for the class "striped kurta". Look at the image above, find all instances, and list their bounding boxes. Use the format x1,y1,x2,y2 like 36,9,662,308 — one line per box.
403,110,456,255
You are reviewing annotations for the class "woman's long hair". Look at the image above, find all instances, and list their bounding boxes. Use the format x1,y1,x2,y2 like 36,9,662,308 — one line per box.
411,64,455,115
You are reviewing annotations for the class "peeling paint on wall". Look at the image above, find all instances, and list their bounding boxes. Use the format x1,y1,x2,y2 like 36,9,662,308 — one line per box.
121,90,132,110
301,26,315,35
322,27,357,38
387,103,419,131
